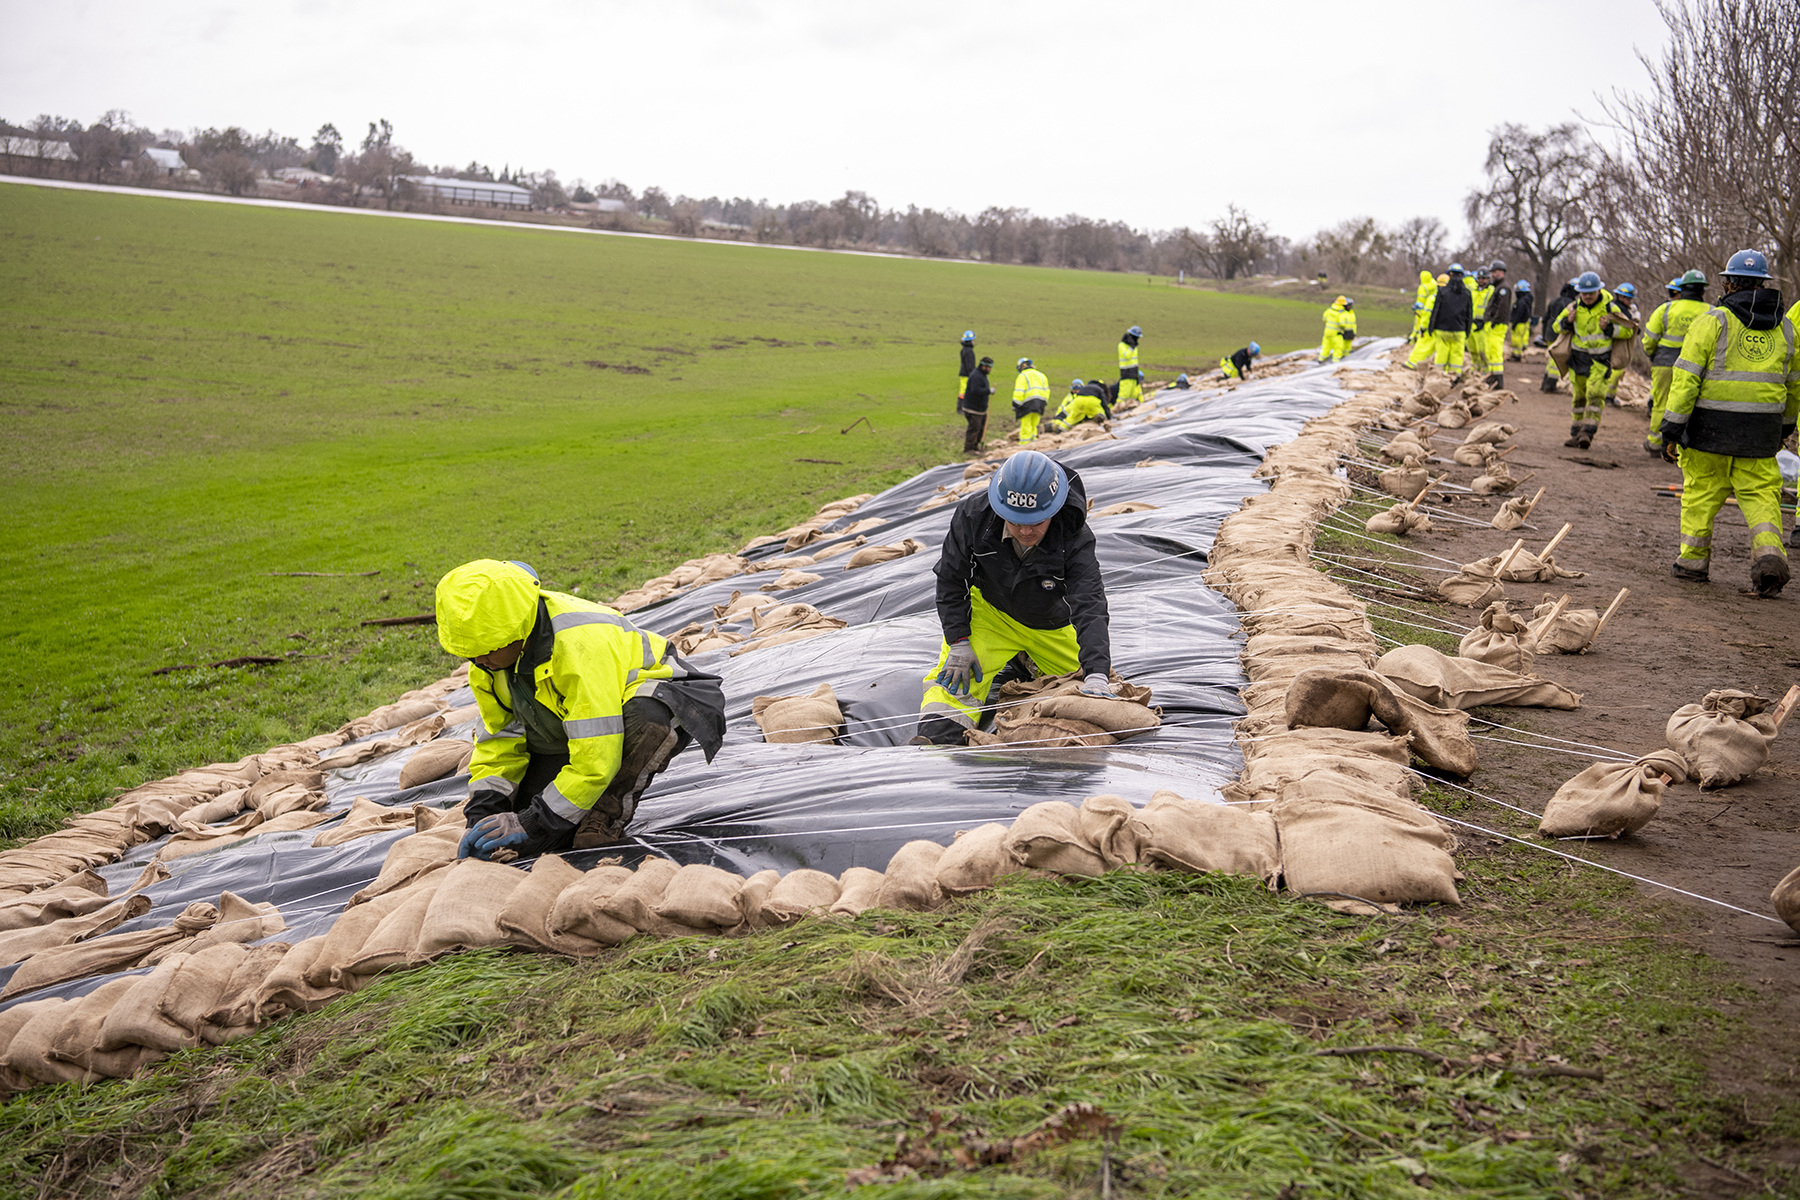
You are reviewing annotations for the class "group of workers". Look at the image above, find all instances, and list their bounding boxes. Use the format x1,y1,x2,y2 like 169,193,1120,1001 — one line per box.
1402,259,1524,392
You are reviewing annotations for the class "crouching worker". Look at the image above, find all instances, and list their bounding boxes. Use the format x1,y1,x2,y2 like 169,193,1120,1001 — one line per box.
435,559,726,859
911,452,1114,745
1049,378,1111,431
1221,342,1261,380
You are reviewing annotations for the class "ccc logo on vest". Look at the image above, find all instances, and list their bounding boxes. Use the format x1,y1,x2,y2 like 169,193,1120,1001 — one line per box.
1741,331,1774,362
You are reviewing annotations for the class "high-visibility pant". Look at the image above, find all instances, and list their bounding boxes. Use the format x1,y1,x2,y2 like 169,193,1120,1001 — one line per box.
958,375,968,401
1675,449,1786,574
1319,326,1343,361
1567,350,1608,433
1407,331,1436,367
919,588,1082,728
1221,358,1242,379
1058,394,1106,426
1646,365,1674,450
1509,323,1530,357
1433,331,1467,374
1117,377,1142,407
1017,411,1041,442
1468,325,1490,374
1488,325,1507,370
1410,312,1431,342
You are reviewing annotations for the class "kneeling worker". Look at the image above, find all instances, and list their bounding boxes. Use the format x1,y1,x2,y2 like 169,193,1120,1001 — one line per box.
1051,378,1111,429
1221,342,1261,379
1011,356,1050,442
912,451,1114,745
436,559,726,859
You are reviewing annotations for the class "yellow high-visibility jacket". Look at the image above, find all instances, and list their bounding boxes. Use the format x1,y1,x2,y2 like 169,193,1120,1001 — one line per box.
1414,270,1437,312
1643,298,1710,368
437,560,679,824
1551,291,1636,354
1012,367,1050,414
1117,339,1140,379
1665,301,1800,458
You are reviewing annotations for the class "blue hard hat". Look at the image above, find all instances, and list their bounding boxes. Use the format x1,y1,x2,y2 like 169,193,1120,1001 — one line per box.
1176,373,1188,383
988,450,1070,524
1667,277,1683,293
1615,282,1636,298
1516,280,1531,293
962,330,975,343
1575,271,1603,292
1126,325,1142,338
1017,357,1032,369
1448,262,1464,274
1412,301,1425,310
1070,378,1084,389
1248,342,1261,355
1723,249,1771,279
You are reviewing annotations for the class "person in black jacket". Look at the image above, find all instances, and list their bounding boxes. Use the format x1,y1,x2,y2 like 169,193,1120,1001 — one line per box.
1508,280,1535,362
959,356,993,453
957,330,976,406
912,450,1113,745
1426,263,1473,378
1538,280,1578,392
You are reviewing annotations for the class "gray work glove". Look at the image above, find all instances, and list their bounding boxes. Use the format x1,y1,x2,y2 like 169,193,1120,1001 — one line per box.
1079,673,1116,699
460,811,526,860
936,639,982,696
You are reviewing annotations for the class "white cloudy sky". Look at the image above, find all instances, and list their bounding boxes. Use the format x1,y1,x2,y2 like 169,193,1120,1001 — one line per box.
0,0,1663,241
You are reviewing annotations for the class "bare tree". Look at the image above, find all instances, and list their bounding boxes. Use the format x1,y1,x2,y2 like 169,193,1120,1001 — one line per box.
309,124,342,175
1598,0,1800,295
1198,205,1269,279
1465,123,1601,298
339,119,415,209
1393,216,1448,276
1308,216,1394,285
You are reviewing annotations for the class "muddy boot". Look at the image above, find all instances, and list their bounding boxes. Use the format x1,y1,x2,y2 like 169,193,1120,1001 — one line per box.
1753,555,1790,598
1484,373,1505,389
1564,425,1584,448
1540,374,1560,394
909,714,968,747
1671,562,1710,583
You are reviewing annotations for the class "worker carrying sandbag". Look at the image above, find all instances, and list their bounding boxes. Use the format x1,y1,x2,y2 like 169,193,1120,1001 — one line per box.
1117,325,1144,407
1548,272,1638,449
1602,281,1640,405
1659,250,1800,596
1011,357,1051,442
1537,279,1578,392
435,559,726,859
1641,270,1709,455
1221,343,1260,379
912,451,1113,746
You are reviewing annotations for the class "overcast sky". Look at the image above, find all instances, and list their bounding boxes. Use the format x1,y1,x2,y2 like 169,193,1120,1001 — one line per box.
0,0,1665,243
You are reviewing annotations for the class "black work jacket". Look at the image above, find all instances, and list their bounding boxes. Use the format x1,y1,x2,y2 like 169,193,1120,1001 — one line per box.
1542,286,1576,337
1229,347,1255,376
962,368,992,412
1510,291,1534,325
1429,280,1473,333
1485,284,1511,324
934,467,1111,677
960,345,976,376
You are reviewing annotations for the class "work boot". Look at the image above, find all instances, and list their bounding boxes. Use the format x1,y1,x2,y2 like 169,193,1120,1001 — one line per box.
1752,556,1790,598
910,714,967,747
1671,562,1710,583
1564,425,1584,448
1509,354,1523,363
1484,373,1505,389
1540,375,1559,393
1576,433,1592,449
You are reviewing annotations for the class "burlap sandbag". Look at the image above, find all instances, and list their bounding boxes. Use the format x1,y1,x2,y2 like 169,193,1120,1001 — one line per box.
1451,441,1496,467
1464,550,1583,583
1003,801,1107,878
1458,602,1534,675
968,715,1115,748
829,867,886,917
45,977,161,1080
1378,465,1430,501
2,900,220,1000
1378,434,1430,462
256,936,345,1018
161,890,283,960
1666,690,1780,789
1276,783,1462,908
1283,665,1407,732
497,854,604,954
1386,691,1479,776
0,894,150,967
761,869,842,924
843,538,925,570
397,739,474,790
350,820,463,905
1527,598,1599,654
312,797,424,847
1538,750,1689,838
1136,791,1280,885
735,869,780,930
1364,504,1433,535
1436,572,1506,608
1028,694,1162,737
200,942,290,1040
1078,795,1147,869
156,942,252,1045
1436,403,1471,429
0,999,61,1091
1090,501,1161,516
1772,865,1800,935
933,824,1017,896
547,864,638,947
0,872,112,932
98,953,200,1052
415,859,528,955
1461,421,1516,446
1376,644,1581,709
247,770,327,821
758,569,824,592
714,589,780,623
1470,468,1521,496
306,887,416,987
0,999,88,1085
346,874,445,975
654,863,747,930
752,684,844,745
875,841,946,912
601,858,711,935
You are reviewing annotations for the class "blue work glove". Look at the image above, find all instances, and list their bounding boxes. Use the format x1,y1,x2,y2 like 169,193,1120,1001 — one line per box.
460,812,527,860
935,639,983,696
1079,673,1116,699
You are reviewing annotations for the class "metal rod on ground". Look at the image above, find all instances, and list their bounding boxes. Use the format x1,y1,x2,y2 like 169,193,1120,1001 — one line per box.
1539,522,1575,559
1772,684,1800,732
1583,588,1630,652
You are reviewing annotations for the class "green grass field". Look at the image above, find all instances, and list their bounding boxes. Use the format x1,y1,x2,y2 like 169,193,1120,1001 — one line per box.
0,182,1406,841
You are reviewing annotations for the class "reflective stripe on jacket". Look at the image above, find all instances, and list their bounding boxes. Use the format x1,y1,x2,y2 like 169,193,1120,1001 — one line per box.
1643,298,1709,367
1117,339,1140,379
1415,271,1436,312
470,593,677,824
1552,292,1633,353
1012,368,1050,406
1665,301,1800,458
1469,284,1493,328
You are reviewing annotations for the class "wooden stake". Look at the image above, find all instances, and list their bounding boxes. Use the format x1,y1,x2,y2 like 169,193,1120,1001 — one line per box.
1583,588,1630,652
1529,594,1572,643
1771,684,1800,732
1404,476,1447,512
1539,522,1575,559
1518,487,1547,521
1497,445,1518,459
1494,538,1527,576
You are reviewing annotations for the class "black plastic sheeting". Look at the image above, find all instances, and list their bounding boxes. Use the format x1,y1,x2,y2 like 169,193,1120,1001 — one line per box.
2,343,1401,1009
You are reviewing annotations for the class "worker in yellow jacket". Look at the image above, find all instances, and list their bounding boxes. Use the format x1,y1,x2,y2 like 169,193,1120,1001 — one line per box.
1319,296,1348,363
436,559,725,857
1641,270,1710,454
1406,273,1450,368
1010,357,1051,442
1659,250,1799,595
1467,267,1494,377
1549,272,1638,449
1410,270,1436,342
1116,326,1143,407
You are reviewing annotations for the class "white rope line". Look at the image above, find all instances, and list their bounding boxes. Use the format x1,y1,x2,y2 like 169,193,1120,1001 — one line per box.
1361,596,1475,631
1469,734,1634,762
1312,550,1460,576
1340,479,1495,524
1466,717,1642,760
1315,520,1470,567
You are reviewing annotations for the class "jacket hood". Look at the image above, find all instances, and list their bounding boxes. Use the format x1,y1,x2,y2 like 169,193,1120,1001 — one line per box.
1560,283,1578,300
436,559,541,658
1419,270,1433,284
1720,287,1786,332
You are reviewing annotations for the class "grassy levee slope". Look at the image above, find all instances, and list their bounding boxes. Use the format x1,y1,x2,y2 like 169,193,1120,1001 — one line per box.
0,183,1405,841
